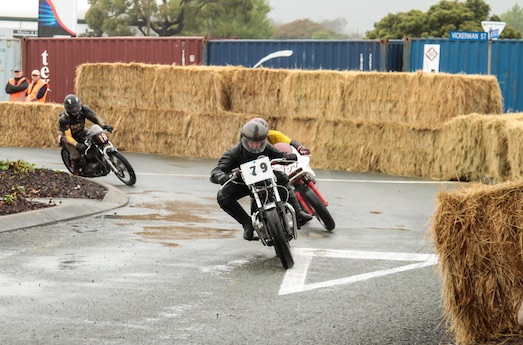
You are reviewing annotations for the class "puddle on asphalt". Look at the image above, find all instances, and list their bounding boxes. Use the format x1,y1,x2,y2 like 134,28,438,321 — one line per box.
137,226,236,240
103,200,215,223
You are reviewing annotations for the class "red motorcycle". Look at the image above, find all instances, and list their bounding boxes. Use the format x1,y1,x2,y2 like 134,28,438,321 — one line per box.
273,143,335,231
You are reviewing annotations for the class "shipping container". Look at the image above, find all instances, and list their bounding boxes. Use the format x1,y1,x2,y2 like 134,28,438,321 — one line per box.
206,39,400,71
404,38,523,113
21,36,205,103
0,38,23,102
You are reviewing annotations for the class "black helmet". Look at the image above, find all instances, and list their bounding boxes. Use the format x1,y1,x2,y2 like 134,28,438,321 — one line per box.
64,94,82,116
241,121,268,154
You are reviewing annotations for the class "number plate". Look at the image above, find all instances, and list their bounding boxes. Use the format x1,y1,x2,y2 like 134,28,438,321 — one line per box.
240,156,275,185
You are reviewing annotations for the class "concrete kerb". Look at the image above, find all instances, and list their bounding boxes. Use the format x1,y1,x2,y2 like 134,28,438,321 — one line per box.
0,179,129,233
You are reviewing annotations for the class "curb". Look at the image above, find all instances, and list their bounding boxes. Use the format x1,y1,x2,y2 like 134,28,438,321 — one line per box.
0,180,129,233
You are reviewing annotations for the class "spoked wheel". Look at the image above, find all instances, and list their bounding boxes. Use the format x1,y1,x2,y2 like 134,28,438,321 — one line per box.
302,187,336,231
107,152,136,186
60,148,74,174
265,208,294,269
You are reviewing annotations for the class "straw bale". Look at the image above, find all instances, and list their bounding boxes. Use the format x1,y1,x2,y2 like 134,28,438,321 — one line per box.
226,67,291,116
282,70,502,129
0,102,61,148
76,63,231,113
433,113,510,182
431,181,523,344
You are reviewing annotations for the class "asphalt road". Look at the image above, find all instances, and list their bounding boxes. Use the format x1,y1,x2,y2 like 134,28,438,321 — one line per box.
0,147,464,345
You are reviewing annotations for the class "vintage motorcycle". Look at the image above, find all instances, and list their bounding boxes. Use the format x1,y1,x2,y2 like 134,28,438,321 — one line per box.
273,142,335,231
223,156,297,269
59,124,137,186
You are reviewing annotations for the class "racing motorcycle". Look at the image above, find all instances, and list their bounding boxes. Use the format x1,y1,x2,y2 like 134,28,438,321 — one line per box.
223,156,297,269
59,124,137,186
273,142,335,231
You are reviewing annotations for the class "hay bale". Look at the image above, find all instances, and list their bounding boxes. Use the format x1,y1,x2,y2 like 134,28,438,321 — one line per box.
431,181,523,344
0,102,61,148
283,70,502,128
76,63,231,113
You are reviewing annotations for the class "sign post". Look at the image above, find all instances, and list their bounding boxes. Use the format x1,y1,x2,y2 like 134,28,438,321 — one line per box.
481,21,506,74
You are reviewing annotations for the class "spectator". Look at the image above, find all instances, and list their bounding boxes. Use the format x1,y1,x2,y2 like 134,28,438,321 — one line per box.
5,67,29,102
25,70,48,102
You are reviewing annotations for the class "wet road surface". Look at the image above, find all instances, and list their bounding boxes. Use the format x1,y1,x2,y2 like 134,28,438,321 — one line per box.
0,147,463,344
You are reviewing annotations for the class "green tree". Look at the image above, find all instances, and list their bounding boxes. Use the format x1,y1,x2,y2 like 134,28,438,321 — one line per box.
501,4,523,33
272,18,349,39
366,0,520,39
85,0,273,38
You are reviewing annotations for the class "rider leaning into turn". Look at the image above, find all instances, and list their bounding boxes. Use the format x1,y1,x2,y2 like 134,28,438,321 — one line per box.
250,117,310,155
210,120,313,241
58,94,113,175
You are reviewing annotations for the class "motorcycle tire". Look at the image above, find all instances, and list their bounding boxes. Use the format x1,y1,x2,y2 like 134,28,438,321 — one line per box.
266,208,294,269
301,187,336,231
60,148,75,174
108,152,137,186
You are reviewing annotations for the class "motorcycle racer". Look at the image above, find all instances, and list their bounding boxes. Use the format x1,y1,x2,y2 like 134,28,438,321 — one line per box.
251,117,311,155
210,121,313,241
58,94,113,175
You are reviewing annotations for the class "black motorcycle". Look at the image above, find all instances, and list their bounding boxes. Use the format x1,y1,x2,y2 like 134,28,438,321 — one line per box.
59,124,136,186
224,156,297,269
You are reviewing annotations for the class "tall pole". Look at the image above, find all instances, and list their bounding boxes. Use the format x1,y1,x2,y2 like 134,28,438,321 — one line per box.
487,28,492,75
146,0,151,36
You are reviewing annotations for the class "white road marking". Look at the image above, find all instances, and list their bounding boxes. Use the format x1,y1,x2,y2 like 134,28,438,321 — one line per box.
279,248,438,295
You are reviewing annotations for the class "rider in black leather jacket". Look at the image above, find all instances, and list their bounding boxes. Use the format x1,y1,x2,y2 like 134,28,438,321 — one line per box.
58,94,113,175
210,121,312,240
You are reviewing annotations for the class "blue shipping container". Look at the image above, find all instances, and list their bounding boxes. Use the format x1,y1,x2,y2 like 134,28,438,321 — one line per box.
206,39,390,71
405,38,523,113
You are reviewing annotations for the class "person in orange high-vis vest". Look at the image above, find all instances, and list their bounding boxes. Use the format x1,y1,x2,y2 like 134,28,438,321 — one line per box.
25,69,48,102
5,67,29,101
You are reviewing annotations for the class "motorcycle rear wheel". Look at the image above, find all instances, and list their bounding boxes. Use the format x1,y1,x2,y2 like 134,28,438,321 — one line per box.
108,152,136,186
302,187,336,231
266,208,294,269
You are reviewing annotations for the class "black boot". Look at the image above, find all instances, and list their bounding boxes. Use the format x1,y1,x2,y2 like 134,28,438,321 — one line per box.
71,159,80,176
242,222,255,241
288,191,313,227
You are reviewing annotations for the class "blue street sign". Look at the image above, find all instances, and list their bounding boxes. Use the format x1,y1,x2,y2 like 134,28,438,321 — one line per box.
449,31,488,41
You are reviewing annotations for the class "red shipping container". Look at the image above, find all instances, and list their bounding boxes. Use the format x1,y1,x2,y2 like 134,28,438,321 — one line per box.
22,36,205,103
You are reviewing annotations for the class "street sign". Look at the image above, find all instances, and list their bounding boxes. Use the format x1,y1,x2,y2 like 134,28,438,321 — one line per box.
481,21,506,39
449,31,488,41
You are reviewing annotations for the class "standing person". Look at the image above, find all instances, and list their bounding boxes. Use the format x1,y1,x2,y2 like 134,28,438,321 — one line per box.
25,70,48,102
210,121,313,240
5,67,29,102
58,94,113,175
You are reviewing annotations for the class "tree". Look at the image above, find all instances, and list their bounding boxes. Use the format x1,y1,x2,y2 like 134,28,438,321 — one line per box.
501,4,523,33
272,19,349,39
366,0,520,39
85,0,273,38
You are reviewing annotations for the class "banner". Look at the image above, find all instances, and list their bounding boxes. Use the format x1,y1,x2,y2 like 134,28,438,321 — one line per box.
38,0,77,37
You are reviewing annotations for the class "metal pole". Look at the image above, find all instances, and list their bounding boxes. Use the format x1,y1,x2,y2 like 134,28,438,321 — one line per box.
487,28,492,75
146,0,151,36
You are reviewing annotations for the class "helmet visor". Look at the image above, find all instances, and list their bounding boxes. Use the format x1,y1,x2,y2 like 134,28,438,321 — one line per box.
241,137,267,154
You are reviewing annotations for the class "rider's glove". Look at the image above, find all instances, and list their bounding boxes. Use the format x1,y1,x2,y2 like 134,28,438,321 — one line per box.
297,145,310,155
217,173,229,185
103,124,114,132
76,143,87,153
284,153,298,161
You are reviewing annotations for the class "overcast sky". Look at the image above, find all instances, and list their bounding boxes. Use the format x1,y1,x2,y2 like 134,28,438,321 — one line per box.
1,0,521,34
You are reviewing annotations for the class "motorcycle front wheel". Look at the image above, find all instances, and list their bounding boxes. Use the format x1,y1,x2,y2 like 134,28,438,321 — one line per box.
107,152,136,186
266,208,294,269
60,148,74,174
302,187,336,231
